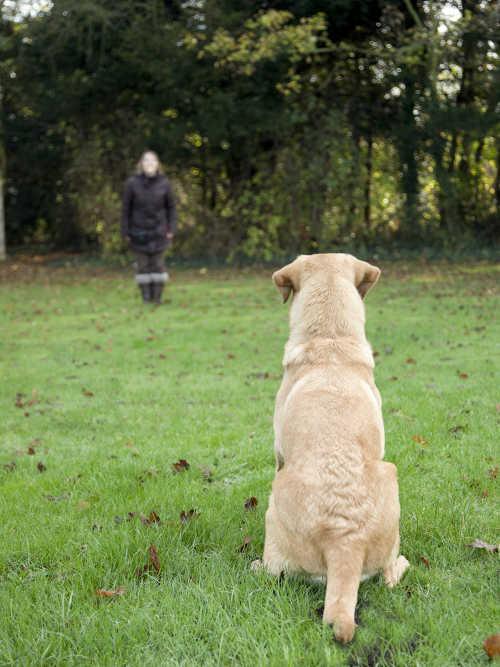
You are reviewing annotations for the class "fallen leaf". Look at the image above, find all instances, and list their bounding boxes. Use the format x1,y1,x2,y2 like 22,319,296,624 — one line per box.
200,466,213,482
244,497,258,511
139,511,162,526
448,424,467,434
77,501,91,510
483,634,500,659
37,461,47,472
465,539,499,553
180,509,199,524
488,465,498,480
82,389,94,397
412,434,429,445
420,556,430,568
43,494,69,501
173,459,190,472
237,536,252,553
3,461,16,472
148,544,161,574
138,468,159,482
495,404,500,414
406,358,416,364
389,376,398,381
95,586,125,598
457,372,469,379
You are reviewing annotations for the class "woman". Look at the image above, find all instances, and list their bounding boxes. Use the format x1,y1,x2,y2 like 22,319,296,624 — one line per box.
121,151,177,304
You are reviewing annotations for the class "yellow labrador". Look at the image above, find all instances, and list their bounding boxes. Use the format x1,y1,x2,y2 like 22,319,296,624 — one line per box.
255,253,409,643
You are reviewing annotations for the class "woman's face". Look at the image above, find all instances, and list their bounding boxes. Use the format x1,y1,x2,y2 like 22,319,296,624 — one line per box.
142,152,159,177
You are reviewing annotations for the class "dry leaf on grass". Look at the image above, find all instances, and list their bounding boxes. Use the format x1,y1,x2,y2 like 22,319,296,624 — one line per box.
148,544,161,573
173,459,190,472
483,635,500,659
448,424,467,434
466,539,499,553
95,586,125,598
200,466,213,482
244,497,258,511
77,500,91,510
419,556,430,568
136,544,161,578
43,493,69,502
180,509,199,524
140,511,162,526
237,536,252,552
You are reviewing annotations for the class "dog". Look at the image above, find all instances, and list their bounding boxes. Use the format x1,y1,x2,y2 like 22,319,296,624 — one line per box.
254,253,409,643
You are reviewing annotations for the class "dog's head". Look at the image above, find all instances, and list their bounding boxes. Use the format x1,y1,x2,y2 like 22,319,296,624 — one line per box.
272,253,380,303
272,253,380,337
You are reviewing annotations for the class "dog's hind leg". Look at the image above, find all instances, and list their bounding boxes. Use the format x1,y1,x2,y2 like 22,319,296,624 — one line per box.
252,493,289,576
322,540,365,643
383,533,410,588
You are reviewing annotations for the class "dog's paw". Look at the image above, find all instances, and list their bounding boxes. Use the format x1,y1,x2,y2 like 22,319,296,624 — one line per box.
384,555,410,588
328,616,357,644
250,559,263,572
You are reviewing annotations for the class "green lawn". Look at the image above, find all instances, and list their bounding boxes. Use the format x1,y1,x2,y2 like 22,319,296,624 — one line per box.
0,258,498,666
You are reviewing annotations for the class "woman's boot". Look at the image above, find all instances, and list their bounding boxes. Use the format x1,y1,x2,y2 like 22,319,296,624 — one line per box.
135,274,152,303
140,283,152,303
151,282,164,304
151,272,169,304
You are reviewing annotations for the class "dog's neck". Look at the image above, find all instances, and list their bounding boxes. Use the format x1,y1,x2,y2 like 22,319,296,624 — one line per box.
282,281,374,369
282,335,374,370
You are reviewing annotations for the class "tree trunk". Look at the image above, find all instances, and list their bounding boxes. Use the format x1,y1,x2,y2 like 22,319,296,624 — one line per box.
0,158,5,261
363,134,373,231
495,137,500,214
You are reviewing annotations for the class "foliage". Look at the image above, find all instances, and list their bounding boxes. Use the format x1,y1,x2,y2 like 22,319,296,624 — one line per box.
1,0,499,258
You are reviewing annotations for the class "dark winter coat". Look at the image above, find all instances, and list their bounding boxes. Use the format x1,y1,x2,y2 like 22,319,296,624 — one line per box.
121,173,177,253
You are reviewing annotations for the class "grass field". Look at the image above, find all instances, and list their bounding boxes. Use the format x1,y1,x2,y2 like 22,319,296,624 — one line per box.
0,256,498,666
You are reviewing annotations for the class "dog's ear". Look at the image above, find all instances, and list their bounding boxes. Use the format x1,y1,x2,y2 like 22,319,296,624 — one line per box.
353,258,381,299
272,260,301,303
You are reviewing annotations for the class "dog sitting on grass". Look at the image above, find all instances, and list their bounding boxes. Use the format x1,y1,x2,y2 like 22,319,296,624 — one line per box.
253,253,409,643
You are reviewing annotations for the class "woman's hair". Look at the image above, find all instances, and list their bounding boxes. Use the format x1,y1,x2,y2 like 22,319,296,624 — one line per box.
136,150,164,174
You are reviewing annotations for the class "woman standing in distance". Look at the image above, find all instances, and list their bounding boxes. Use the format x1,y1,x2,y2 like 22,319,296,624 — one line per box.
121,151,177,304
